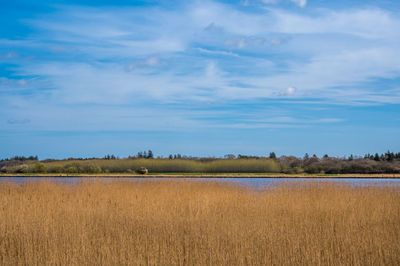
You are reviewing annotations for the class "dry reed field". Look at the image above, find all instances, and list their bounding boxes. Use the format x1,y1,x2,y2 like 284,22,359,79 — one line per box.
0,180,399,265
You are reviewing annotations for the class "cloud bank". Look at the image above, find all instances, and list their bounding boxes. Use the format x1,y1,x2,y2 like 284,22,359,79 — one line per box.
1,0,400,141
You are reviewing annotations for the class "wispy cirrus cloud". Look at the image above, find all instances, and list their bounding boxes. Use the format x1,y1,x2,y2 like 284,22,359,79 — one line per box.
261,0,307,8
279,86,296,96
2,2,398,114
1,0,400,147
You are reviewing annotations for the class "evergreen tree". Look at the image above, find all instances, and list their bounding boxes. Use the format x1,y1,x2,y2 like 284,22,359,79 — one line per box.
385,151,394,161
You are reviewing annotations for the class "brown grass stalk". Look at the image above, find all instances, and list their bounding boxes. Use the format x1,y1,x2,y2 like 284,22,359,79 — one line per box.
0,180,399,265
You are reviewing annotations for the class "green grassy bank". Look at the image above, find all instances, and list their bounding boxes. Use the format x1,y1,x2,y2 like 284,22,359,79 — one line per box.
2,157,400,176
1,158,281,175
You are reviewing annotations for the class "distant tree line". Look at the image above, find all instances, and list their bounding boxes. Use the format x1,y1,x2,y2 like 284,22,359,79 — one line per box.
1,150,399,174
135,150,154,159
1,155,38,161
277,151,400,174
364,151,400,161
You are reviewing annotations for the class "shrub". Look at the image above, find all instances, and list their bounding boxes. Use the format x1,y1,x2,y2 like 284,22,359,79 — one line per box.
47,166,63,174
30,162,46,173
304,165,320,174
80,163,102,174
14,164,30,173
65,166,78,174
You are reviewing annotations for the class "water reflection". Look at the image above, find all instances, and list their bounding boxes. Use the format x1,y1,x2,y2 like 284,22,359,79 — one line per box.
1,176,399,189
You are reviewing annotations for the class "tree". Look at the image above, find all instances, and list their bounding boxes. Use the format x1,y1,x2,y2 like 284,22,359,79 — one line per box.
148,150,154,159
304,153,309,160
269,152,276,159
374,153,380,161
385,150,394,161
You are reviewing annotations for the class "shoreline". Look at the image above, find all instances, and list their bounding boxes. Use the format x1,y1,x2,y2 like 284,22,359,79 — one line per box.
1,173,400,179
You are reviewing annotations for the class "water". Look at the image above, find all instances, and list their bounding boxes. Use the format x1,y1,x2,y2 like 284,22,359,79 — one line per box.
1,176,399,189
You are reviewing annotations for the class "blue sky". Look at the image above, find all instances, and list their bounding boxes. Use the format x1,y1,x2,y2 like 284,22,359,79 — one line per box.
1,0,400,159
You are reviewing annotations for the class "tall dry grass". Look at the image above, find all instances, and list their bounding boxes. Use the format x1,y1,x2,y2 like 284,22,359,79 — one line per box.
0,180,399,265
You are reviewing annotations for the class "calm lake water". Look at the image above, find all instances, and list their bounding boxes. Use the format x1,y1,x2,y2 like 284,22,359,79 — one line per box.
1,177,399,189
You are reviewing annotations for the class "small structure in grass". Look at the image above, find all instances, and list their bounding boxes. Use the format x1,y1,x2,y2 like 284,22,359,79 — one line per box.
135,167,148,175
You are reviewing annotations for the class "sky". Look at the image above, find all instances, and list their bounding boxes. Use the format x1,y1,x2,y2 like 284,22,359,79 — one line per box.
1,0,400,159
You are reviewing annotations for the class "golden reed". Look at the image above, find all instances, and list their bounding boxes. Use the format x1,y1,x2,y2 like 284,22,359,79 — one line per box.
0,180,399,265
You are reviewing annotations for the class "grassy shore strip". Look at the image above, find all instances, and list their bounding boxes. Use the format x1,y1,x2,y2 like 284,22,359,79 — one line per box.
1,173,400,178
3,157,400,175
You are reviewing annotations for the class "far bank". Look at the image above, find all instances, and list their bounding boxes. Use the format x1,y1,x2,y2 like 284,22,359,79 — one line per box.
1,173,400,178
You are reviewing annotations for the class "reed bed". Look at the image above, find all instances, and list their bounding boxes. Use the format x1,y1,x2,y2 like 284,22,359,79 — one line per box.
0,180,399,265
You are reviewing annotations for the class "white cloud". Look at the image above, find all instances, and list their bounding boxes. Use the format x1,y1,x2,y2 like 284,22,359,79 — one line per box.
16,79,28,86
205,62,218,78
142,56,165,67
249,116,344,124
262,0,307,8
2,0,400,155
279,86,296,96
316,118,344,123
225,37,265,49
3,1,400,109
271,8,399,39
0,77,30,88
125,56,167,71
225,38,247,49
268,38,286,45
292,0,306,8
241,0,250,6
196,48,239,57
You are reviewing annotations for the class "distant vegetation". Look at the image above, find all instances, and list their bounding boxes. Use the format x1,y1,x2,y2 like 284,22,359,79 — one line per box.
0,181,399,264
1,150,400,174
